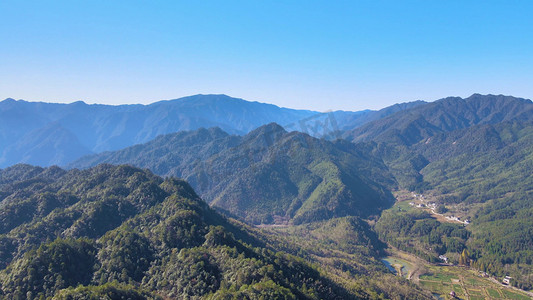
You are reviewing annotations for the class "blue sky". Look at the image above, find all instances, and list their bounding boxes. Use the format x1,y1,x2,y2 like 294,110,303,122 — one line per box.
1,1,532,111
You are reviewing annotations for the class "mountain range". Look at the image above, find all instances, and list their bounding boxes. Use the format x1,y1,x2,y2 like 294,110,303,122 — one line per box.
0,94,314,167
65,93,533,290
70,123,396,225
344,94,533,145
0,94,424,168
1,93,533,296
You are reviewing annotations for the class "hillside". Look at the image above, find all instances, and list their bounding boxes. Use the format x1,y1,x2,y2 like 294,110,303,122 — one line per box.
0,164,430,299
330,94,533,291
70,123,396,225
70,127,240,176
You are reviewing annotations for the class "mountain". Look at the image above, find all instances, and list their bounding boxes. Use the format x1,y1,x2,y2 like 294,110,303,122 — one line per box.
0,164,345,299
0,164,430,299
70,123,396,225
191,124,396,225
0,95,318,168
69,127,240,176
5,92,533,294
344,94,533,145
280,101,426,141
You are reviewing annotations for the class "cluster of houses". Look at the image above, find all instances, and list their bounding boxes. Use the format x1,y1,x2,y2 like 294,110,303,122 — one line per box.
409,201,439,209
408,194,470,225
445,214,471,225
444,215,470,225
411,192,425,199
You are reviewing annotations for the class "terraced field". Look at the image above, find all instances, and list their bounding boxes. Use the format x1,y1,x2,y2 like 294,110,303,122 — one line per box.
418,265,530,299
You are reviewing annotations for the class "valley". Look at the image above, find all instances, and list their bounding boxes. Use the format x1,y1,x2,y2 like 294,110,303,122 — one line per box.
376,196,533,299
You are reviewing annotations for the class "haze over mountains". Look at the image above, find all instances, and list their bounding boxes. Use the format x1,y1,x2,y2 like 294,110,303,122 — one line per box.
0,94,423,168
65,94,533,222
0,94,316,167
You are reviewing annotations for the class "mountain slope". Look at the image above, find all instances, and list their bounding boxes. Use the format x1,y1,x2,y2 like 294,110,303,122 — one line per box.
0,164,430,299
70,127,240,176
335,95,533,290
192,124,396,224
70,124,396,225
0,164,346,299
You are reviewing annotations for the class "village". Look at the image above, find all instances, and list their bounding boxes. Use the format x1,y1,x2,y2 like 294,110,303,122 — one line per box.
408,192,471,225
398,192,528,298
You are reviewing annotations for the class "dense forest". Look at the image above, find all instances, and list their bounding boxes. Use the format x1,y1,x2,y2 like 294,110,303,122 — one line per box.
70,123,396,225
0,164,431,299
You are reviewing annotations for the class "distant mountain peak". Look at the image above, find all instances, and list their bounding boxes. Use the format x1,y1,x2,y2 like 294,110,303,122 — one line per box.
465,93,532,104
242,122,287,144
192,126,231,139
70,100,87,105
159,94,250,105
206,126,230,136
253,122,286,133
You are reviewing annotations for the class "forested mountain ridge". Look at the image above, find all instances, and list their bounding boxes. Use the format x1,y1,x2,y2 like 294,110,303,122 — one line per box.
344,94,533,145
192,124,396,224
69,127,240,176
0,164,430,299
326,95,533,291
70,123,396,225
0,164,335,299
66,94,533,291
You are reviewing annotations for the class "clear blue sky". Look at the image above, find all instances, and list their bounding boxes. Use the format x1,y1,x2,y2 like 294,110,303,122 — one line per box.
1,1,532,111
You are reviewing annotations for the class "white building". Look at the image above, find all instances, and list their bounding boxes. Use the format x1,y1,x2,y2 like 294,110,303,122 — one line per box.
503,276,512,285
